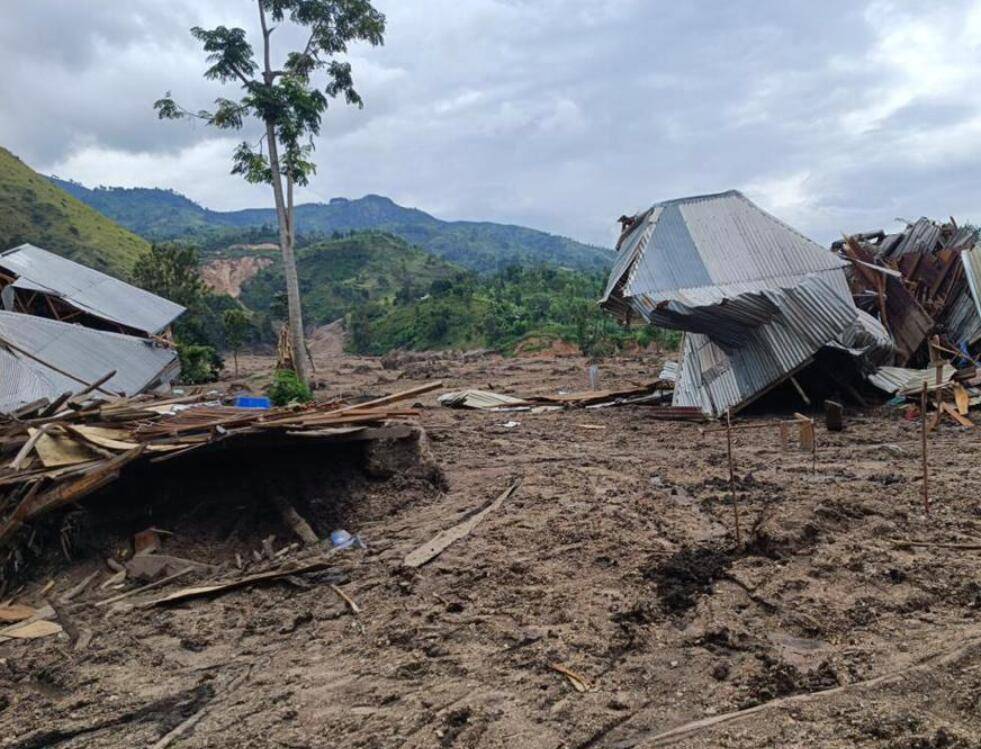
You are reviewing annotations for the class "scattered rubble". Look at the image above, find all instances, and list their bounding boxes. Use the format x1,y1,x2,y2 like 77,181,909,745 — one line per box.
0,381,441,588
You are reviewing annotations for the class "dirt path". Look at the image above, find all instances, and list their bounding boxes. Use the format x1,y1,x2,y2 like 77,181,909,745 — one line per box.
2,348,980,748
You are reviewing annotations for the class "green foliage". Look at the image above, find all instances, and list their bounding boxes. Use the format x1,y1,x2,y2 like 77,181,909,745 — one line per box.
267,368,313,405
241,231,460,325
0,148,149,277
155,0,386,190
223,308,251,350
132,242,259,378
347,265,678,356
222,307,252,375
133,242,207,308
178,343,223,384
50,182,614,274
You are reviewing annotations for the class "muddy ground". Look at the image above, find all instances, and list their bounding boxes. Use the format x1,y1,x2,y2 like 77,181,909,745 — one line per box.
2,342,980,748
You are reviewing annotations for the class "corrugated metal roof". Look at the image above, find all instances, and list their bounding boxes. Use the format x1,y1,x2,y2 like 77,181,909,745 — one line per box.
0,244,185,334
602,191,865,416
0,311,179,413
606,191,847,311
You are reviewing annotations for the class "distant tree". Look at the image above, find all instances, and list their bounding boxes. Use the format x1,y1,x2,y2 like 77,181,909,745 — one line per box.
223,307,251,376
133,243,206,309
154,0,386,386
134,243,223,382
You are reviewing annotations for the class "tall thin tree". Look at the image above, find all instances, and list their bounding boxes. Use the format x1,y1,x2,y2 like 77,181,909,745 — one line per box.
155,0,385,384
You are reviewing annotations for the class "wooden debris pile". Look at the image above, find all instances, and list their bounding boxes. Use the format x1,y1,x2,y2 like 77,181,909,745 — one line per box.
0,382,441,581
438,379,704,419
835,218,981,366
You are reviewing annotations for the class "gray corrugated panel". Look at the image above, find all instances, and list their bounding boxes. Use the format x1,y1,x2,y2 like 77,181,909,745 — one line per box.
0,311,179,413
941,289,981,347
666,274,861,415
883,218,940,259
868,365,955,394
602,190,872,416
946,226,977,251
618,191,846,306
601,207,660,304
658,360,679,382
0,349,58,410
827,310,896,365
963,247,981,333
0,244,185,334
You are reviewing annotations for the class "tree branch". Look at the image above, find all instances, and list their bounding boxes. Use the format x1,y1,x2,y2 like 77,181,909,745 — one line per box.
227,62,254,87
257,0,273,77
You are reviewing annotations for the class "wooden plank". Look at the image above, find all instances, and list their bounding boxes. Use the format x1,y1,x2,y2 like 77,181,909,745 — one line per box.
404,480,521,568
145,556,340,606
953,383,970,415
942,402,974,428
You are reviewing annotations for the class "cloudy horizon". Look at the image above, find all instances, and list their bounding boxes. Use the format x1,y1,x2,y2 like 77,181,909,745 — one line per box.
2,0,981,248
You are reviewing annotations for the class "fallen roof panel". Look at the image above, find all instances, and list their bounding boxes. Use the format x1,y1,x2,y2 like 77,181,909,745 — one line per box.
0,244,185,334
0,311,179,413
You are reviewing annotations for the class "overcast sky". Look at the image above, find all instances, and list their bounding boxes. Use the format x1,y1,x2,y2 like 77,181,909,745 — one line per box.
2,1,981,247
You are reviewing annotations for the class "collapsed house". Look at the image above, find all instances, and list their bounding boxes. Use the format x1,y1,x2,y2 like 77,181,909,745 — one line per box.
832,218,981,366
0,244,185,413
601,190,892,416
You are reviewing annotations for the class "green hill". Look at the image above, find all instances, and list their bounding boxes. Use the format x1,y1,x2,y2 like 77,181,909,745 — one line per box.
50,178,613,274
239,231,463,325
0,148,148,277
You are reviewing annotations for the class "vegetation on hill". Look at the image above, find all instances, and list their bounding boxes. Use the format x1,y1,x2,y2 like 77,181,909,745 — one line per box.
240,231,462,326
0,148,149,277
50,179,613,273
133,242,257,383
345,265,677,357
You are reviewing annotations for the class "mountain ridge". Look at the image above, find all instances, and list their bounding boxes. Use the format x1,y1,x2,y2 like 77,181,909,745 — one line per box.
50,178,613,274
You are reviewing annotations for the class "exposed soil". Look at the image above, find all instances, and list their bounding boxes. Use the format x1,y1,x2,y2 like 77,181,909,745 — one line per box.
2,343,981,748
200,256,273,298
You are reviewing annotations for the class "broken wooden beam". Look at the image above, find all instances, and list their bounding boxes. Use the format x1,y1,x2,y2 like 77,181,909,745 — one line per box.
403,480,521,568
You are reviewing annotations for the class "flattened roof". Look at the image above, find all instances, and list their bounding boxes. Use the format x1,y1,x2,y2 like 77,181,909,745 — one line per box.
0,244,185,334
0,311,179,413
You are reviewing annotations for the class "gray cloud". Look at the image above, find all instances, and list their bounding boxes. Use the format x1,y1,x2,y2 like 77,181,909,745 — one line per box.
3,0,981,247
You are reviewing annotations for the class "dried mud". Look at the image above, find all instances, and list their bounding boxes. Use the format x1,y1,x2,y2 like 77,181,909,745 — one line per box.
2,345,980,748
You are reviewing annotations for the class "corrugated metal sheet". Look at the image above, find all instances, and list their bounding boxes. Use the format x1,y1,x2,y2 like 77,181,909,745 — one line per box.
0,311,179,413
0,244,185,334
868,365,955,395
437,390,527,409
601,206,660,308
602,191,866,416
880,218,942,260
607,191,846,311
962,246,981,340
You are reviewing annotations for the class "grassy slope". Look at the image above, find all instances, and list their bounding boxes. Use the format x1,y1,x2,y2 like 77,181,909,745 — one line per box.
240,231,463,325
1,148,148,277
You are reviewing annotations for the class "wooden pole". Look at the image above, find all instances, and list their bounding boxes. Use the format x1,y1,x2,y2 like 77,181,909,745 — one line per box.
921,381,930,515
810,419,816,474
725,409,742,545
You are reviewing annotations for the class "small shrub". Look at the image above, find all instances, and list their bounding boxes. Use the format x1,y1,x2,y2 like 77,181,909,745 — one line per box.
267,369,312,406
178,343,223,384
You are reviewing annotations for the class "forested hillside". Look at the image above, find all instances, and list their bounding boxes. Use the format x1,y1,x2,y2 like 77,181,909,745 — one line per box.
51,179,613,273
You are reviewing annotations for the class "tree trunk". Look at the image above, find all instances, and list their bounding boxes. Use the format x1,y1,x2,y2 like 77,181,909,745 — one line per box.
264,122,309,385
233,349,239,377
